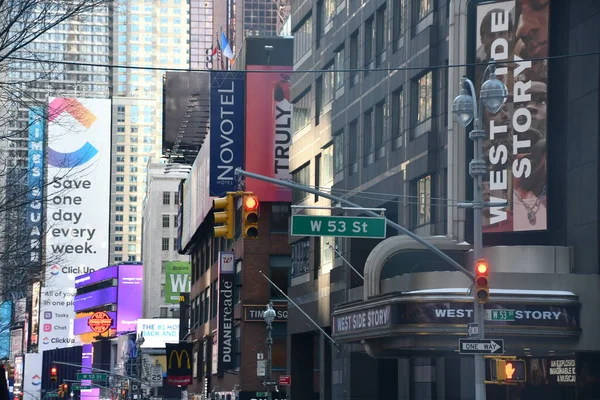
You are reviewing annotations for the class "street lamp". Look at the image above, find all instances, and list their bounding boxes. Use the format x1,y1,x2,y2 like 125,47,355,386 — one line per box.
135,333,145,400
452,59,508,400
263,302,276,400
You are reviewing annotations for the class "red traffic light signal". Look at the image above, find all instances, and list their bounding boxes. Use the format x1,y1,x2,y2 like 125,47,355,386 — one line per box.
50,366,58,382
242,193,259,238
475,259,490,303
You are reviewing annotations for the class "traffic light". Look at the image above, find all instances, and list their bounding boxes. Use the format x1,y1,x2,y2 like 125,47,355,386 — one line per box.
242,193,259,239
475,258,490,303
50,366,58,383
61,383,68,394
493,359,526,382
213,193,235,239
121,389,127,400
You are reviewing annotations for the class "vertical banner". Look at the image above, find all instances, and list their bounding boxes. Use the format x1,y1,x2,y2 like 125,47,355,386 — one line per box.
27,107,45,267
30,282,41,346
0,302,12,358
43,97,110,351
245,65,293,202
165,262,191,304
116,264,144,332
176,179,184,252
217,251,235,375
209,71,245,195
476,1,549,232
166,342,194,386
23,352,42,400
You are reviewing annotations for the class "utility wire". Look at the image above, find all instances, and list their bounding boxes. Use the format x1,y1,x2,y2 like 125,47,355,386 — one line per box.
4,50,599,74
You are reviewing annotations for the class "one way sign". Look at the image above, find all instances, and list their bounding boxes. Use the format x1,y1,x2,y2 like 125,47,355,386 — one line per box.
459,339,504,355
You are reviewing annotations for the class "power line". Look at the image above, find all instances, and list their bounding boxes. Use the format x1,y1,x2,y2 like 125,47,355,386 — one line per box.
4,50,599,75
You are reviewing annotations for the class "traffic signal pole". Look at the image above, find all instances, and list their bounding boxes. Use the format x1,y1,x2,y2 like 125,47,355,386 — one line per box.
234,168,475,281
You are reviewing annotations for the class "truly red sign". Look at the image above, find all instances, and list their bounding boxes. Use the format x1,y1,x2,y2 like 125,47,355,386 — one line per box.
279,375,291,386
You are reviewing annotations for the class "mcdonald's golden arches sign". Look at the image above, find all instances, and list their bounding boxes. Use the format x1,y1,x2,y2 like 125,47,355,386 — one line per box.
165,342,194,386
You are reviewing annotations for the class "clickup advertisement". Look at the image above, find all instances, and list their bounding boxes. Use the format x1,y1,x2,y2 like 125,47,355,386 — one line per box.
41,97,111,351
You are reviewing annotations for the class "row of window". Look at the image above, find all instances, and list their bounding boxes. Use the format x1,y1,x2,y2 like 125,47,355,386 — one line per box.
161,214,178,228
161,237,178,251
115,145,155,153
162,191,179,205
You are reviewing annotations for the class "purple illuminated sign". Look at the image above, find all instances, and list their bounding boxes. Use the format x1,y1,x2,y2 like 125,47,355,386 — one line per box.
75,266,118,289
74,312,117,335
81,344,100,400
117,264,143,332
74,287,117,312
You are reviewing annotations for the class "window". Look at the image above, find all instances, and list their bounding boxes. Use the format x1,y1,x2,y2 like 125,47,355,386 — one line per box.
292,164,310,204
204,288,209,323
116,185,124,192
129,215,137,222
162,214,170,228
233,261,242,304
392,89,404,148
392,0,403,50
115,205,124,212
364,17,375,72
173,238,177,251
129,185,137,192
349,120,358,174
415,175,431,226
128,244,136,252
116,196,124,202
416,0,433,21
163,191,171,205
322,145,334,189
211,280,218,318
316,0,323,48
115,245,123,252
363,109,374,165
417,72,433,123
375,101,386,159
321,64,334,109
350,30,359,86
324,0,335,33
293,89,311,132
116,215,124,222
173,215,178,228
375,5,386,65
115,225,123,232
293,16,312,64
162,237,169,251
233,325,241,369
116,165,125,172
271,203,290,233
174,191,180,205
333,131,344,174
128,235,136,241
334,46,344,90
115,236,123,242
129,225,137,232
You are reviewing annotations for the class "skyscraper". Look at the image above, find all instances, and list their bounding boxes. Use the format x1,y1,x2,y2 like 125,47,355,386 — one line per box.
109,0,190,263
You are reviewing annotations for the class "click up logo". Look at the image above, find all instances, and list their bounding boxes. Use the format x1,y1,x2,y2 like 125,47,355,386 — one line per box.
50,265,60,275
32,375,41,386
43,337,50,345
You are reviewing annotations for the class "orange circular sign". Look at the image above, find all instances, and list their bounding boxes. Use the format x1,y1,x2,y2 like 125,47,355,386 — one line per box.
87,311,113,333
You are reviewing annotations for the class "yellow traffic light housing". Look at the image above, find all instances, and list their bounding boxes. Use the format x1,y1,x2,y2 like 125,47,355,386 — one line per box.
494,359,526,382
213,193,235,239
475,258,490,303
242,193,259,239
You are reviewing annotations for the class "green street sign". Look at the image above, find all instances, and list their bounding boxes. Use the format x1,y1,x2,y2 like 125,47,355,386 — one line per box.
486,309,516,321
77,373,107,380
291,215,386,239
48,393,59,397
72,385,91,391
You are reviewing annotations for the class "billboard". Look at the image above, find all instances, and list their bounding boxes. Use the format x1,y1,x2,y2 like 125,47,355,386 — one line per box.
39,287,78,352
217,252,235,374
45,97,110,286
0,301,11,358
116,264,143,332
73,311,117,335
165,261,191,304
75,265,118,289
28,107,45,266
209,71,245,194
30,282,41,346
74,287,117,312
166,342,194,386
136,319,179,349
9,329,23,361
245,65,293,202
23,352,42,400
476,1,549,232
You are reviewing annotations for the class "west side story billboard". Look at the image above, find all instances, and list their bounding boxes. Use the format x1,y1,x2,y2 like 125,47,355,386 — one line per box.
41,97,111,351
476,0,549,232
209,71,245,195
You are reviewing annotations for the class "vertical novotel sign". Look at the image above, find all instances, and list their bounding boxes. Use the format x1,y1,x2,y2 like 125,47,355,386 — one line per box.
209,71,245,195
28,107,45,264
217,251,235,375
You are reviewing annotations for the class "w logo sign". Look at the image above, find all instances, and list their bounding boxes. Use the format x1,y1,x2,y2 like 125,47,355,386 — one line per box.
47,98,99,168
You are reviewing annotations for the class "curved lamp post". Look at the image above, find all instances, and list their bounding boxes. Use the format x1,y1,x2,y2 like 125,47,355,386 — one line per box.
264,303,276,400
452,60,508,400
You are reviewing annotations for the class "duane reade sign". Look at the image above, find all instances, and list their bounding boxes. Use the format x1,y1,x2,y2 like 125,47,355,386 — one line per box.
333,305,392,335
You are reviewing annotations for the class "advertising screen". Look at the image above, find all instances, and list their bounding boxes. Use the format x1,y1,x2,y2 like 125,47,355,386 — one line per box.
74,287,117,312
75,266,118,289
244,65,293,202
38,287,78,352
45,97,111,285
73,311,117,335
476,1,549,232
116,264,143,332
136,319,179,349
165,262,191,304
23,352,42,400
27,107,45,267
0,301,11,358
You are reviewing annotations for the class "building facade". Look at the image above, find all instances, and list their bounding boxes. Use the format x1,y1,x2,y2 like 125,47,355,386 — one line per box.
287,0,600,399
141,161,191,318
109,0,190,264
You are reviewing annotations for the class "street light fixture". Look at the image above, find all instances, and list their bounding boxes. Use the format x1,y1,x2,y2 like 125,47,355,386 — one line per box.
263,302,276,400
451,59,508,400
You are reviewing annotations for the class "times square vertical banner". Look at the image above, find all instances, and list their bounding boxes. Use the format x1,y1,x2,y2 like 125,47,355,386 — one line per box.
476,0,549,232
28,107,45,269
41,98,111,352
